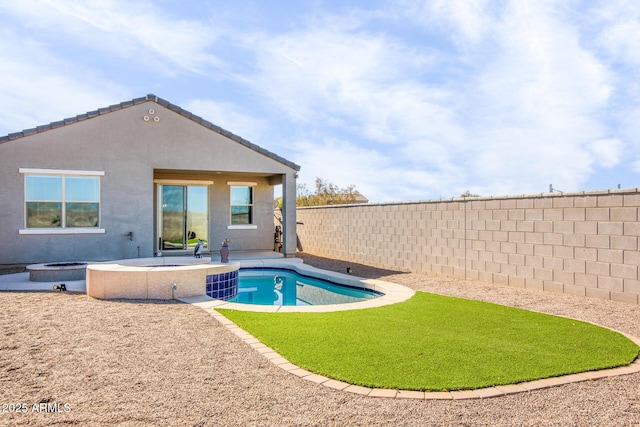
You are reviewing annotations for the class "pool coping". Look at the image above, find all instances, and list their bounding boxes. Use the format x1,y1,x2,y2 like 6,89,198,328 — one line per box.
179,260,640,400
201,257,415,312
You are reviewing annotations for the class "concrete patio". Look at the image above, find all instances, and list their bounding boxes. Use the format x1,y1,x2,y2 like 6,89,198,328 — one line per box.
0,251,287,293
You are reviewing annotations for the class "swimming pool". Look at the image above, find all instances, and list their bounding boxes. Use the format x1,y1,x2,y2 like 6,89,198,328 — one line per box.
231,268,382,306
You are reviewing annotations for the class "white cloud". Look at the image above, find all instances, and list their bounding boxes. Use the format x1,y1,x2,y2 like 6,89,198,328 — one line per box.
587,138,622,168
291,138,390,196
400,0,498,46
593,0,640,65
1,0,638,201
0,28,127,133
244,22,438,126
410,1,614,194
1,0,225,75
236,1,628,199
0,0,229,134
291,138,452,202
181,99,268,144
599,20,640,65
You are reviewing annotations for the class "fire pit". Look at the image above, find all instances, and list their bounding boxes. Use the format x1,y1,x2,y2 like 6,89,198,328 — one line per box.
27,262,88,282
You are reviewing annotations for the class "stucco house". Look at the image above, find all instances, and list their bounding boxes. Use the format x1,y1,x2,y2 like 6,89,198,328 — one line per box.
0,94,299,264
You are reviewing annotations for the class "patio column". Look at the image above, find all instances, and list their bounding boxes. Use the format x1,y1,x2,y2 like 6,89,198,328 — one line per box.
282,171,297,257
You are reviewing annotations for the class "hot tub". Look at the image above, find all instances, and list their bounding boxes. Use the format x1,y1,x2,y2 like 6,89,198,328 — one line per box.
86,260,240,300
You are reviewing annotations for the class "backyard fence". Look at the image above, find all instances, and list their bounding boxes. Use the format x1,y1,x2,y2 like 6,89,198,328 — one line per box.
296,189,640,304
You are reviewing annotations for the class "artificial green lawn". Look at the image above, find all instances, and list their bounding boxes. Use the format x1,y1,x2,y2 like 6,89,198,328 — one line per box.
218,292,639,391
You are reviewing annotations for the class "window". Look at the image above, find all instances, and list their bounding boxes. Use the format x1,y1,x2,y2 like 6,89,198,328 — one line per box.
230,185,253,225
25,175,63,228
21,169,103,232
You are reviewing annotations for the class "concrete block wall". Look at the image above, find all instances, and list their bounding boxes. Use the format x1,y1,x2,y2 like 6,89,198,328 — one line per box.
296,189,640,304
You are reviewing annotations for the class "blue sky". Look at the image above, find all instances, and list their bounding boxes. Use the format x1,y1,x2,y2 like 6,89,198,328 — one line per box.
1,0,639,202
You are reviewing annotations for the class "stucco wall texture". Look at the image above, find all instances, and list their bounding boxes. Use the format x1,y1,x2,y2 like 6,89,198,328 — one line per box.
296,189,640,304
0,97,298,264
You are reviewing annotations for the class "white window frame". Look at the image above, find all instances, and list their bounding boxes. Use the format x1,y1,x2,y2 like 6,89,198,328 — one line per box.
19,168,106,235
227,181,257,230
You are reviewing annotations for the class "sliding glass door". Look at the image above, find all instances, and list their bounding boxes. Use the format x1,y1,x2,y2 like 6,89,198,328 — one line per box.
158,184,208,252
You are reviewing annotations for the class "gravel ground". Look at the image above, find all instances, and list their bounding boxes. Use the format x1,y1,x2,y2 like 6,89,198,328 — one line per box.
0,253,639,426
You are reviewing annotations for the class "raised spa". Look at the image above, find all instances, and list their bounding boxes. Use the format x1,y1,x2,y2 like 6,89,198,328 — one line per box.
86,260,239,300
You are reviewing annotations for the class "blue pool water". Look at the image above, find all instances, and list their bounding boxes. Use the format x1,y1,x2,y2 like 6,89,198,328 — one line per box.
230,268,381,306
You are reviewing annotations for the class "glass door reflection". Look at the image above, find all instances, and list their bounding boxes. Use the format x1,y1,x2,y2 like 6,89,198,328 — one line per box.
186,186,208,249
159,185,208,251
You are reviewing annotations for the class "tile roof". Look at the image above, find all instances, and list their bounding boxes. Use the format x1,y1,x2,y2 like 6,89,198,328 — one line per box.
0,94,300,171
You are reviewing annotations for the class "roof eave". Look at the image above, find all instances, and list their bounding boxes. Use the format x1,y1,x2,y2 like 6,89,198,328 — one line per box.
0,94,301,172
